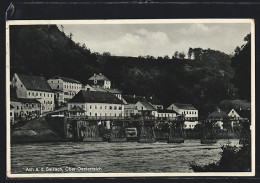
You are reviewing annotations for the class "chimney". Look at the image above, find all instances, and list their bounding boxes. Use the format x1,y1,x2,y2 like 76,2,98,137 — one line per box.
94,73,96,76
99,73,102,76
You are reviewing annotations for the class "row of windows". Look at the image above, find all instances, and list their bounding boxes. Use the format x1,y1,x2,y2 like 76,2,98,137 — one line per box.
15,104,41,110
42,106,53,111
157,114,175,117
28,91,53,98
184,124,196,128
89,105,122,110
13,110,41,117
70,104,123,110
89,112,122,117
64,84,82,90
43,100,53,105
182,111,197,115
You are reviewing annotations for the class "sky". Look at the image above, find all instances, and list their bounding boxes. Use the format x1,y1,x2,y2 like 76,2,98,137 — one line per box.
59,23,251,57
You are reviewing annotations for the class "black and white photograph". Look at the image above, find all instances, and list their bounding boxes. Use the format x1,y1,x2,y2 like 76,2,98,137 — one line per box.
6,19,255,177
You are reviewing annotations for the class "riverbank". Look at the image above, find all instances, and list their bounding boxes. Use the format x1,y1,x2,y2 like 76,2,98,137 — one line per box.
11,117,62,144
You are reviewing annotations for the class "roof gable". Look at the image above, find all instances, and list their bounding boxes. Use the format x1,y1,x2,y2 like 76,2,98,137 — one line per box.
172,103,196,110
137,101,156,111
51,76,81,84
17,73,53,92
11,97,41,104
88,74,110,81
69,91,123,104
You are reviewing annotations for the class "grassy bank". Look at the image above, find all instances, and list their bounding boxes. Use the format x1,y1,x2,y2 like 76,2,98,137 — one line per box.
11,117,62,143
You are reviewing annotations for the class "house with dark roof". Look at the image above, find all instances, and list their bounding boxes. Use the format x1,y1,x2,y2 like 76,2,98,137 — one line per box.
228,108,251,130
135,101,157,117
88,73,111,89
11,73,54,113
207,109,229,130
68,90,124,118
47,76,83,105
10,97,41,122
167,103,199,129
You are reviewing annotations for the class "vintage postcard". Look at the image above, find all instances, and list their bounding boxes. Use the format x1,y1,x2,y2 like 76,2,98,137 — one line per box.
6,19,255,177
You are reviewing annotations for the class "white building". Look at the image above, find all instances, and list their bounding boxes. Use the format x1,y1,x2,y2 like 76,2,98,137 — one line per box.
88,73,111,89
47,76,83,105
11,73,54,113
68,90,124,118
135,101,157,117
156,109,177,118
167,103,198,129
11,97,41,122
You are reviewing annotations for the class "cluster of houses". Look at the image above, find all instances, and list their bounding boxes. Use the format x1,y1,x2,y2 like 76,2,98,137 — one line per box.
10,73,250,131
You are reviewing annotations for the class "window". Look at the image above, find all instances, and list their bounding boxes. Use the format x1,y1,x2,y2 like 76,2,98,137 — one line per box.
40,93,42,97
28,92,30,96
21,85,23,87
82,105,84,108
44,93,45,97
119,106,122,110
90,105,92,109
51,81,53,83
32,92,34,96
17,106,19,110
114,106,117,110
94,80,97,84
90,112,91,116
10,112,12,116
44,100,45,104
36,93,38,96
32,104,34,107
26,103,29,108
100,106,102,109
105,106,107,109
110,106,112,110
95,105,97,109
57,85,59,89
48,94,49,97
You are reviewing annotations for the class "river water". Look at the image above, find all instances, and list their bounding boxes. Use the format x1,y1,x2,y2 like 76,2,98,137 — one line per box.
11,139,240,173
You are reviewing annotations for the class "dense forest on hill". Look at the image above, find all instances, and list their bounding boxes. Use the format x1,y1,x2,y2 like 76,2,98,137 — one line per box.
9,25,251,118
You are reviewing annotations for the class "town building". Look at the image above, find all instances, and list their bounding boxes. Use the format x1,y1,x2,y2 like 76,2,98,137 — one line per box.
167,103,198,129
10,97,41,122
124,103,138,117
135,101,157,117
68,90,124,118
207,109,229,130
228,108,251,130
47,76,83,105
10,105,15,125
156,109,177,118
88,73,111,89
11,73,54,113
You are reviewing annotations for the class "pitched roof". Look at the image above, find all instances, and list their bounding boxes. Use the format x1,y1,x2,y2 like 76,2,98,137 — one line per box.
157,109,177,114
11,97,41,104
218,99,251,112
172,103,196,110
17,73,53,92
50,76,82,84
104,88,121,94
208,109,228,120
138,101,156,111
69,106,85,112
88,74,110,81
123,95,162,105
69,90,124,104
236,109,251,119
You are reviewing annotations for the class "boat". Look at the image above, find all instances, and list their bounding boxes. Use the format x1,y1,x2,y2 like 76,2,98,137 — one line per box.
125,128,139,142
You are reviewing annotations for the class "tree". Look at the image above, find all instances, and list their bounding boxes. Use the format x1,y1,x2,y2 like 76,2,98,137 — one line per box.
188,47,193,59
178,52,186,59
231,33,251,100
173,51,179,58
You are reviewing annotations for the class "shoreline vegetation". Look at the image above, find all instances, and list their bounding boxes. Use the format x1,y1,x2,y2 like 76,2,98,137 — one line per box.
190,143,251,172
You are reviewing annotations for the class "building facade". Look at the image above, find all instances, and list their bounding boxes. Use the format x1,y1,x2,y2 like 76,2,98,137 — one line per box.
88,73,111,89
11,98,41,122
68,90,124,118
11,73,54,113
47,76,83,105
